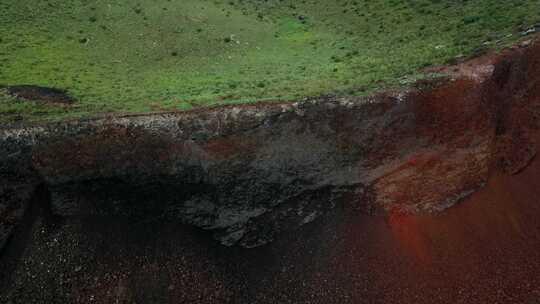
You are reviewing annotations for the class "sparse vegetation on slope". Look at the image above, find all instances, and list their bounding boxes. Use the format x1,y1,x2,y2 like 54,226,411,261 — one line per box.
1,0,540,120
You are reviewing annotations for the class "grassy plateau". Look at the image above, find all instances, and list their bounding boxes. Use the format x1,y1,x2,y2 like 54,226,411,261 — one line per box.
1,0,540,121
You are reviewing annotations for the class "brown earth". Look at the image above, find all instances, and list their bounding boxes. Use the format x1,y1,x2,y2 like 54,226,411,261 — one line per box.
3,85,75,104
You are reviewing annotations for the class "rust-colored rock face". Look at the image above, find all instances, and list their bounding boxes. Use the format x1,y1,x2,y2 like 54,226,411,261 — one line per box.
369,78,492,213
2,39,540,249
484,43,540,174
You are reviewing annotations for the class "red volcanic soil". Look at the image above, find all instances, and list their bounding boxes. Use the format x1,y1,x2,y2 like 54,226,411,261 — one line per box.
1,139,539,303
328,137,540,304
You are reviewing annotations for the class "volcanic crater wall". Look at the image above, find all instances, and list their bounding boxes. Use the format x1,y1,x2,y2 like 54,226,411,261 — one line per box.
1,40,540,248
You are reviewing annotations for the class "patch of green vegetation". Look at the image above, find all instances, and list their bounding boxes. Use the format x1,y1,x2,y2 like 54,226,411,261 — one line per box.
1,0,540,121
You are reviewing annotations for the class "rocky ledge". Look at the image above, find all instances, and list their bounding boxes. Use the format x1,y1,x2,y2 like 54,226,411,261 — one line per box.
1,39,540,249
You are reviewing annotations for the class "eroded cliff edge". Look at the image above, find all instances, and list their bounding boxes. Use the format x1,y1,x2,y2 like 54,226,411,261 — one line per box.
2,39,539,249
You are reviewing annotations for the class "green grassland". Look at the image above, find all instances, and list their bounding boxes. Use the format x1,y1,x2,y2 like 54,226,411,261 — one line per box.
1,0,540,121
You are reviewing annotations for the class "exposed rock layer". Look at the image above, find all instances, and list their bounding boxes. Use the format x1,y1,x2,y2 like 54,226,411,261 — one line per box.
1,39,540,248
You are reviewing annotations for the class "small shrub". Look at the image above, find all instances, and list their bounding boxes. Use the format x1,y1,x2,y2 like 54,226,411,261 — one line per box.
463,16,480,24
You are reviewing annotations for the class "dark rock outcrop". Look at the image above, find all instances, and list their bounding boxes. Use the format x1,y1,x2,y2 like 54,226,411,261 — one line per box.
0,152,40,252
